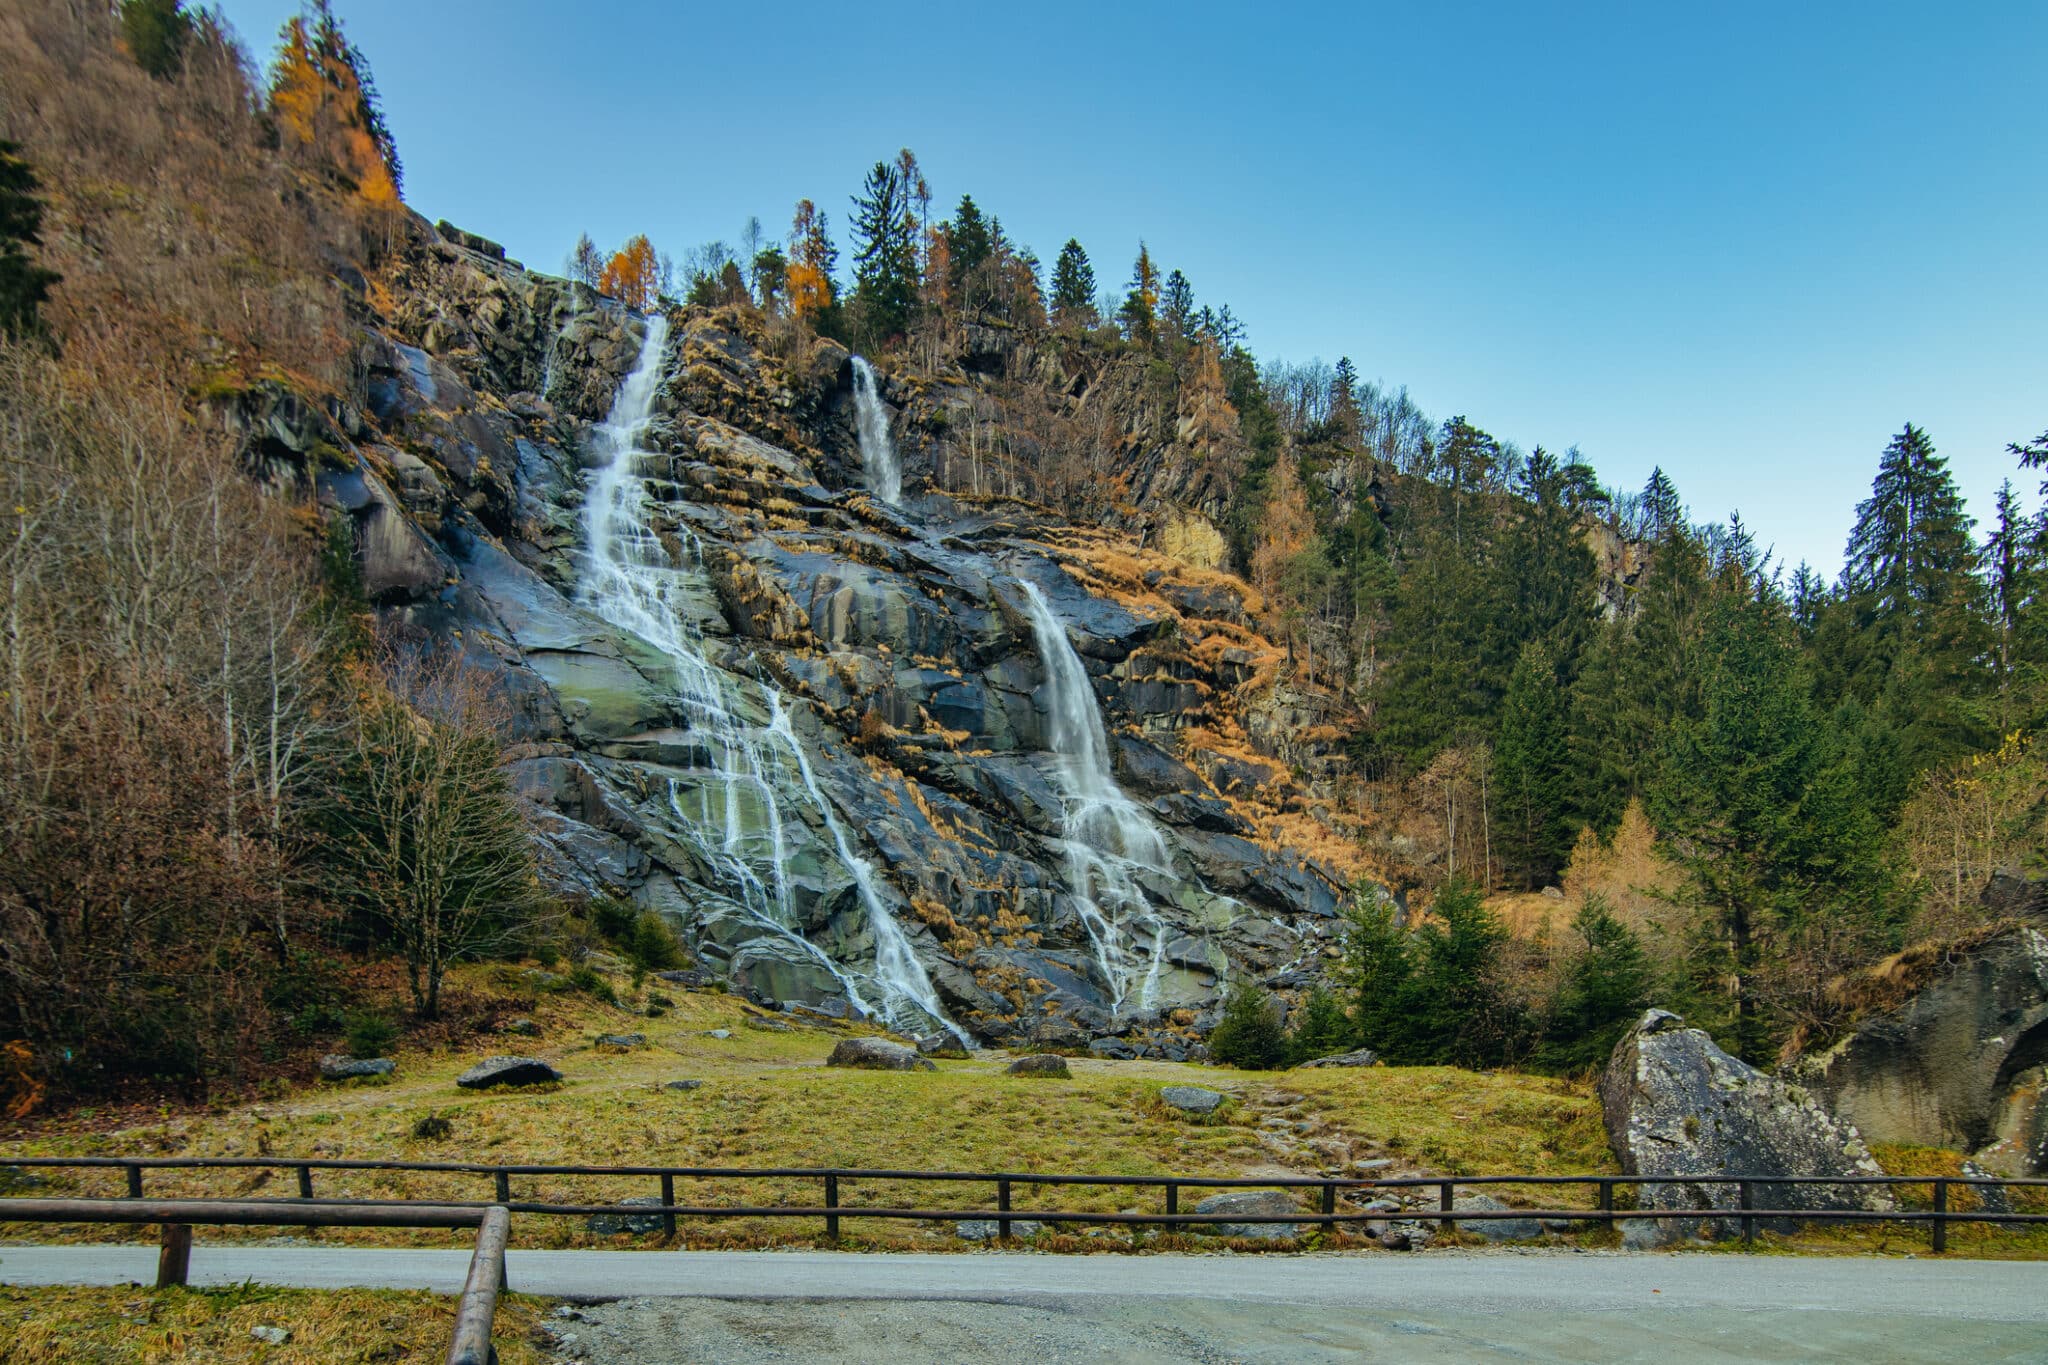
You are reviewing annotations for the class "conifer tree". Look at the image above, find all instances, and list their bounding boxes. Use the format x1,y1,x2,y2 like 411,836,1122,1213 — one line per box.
1535,897,1653,1073
849,159,919,341
120,0,192,78
0,141,58,338
1496,638,1575,886
1206,982,1287,1069
1159,268,1194,342
1330,357,1361,445
944,194,991,304
1050,239,1096,327
270,1,401,205
1116,243,1159,344
1640,466,1684,540
1285,984,1358,1063
1831,423,1992,770
786,199,839,322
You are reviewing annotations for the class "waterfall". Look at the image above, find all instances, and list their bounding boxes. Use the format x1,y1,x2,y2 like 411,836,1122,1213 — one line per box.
850,356,902,504
580,315,958,1038
1018,580,1172,1015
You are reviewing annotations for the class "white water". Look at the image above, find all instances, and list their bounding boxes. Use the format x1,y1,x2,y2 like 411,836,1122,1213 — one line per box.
1018,580,1173,1015
580,316,957,1037
850,356,902,504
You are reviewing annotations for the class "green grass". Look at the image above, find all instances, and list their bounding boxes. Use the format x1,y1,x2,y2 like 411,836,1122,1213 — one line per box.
2,964,1611,1250
0,1285,553,1363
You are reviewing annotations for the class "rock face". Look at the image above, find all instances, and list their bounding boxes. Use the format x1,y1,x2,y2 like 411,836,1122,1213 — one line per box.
826,1037,936,1072
1789,927,2048,1176
305,233,1368,1053
318,1055,394,1081
456,1056,562,1089
1192,1190,1301,1239
1599,1010,1892,1247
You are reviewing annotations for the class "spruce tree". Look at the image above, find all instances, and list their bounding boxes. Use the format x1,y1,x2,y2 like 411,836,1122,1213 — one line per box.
0,141,59,338
1640,466,1684,540
1535,897,1653,1074
1834,424,1992,770
1496,638,1575,886
1159,268,1194,341
1117,243,1159,345
1050,239,1095,327
120,0,192,78
849,160,918,341
945,194,991,305
1207,982,1287,1069
1284,984,1358,1063
1335,887,1416,1059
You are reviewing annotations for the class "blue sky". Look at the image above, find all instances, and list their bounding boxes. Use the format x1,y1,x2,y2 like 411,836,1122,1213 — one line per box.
214,1,2048,575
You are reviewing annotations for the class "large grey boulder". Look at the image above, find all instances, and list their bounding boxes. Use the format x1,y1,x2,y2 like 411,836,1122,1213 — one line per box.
1789,927,2048,1175
457,1056,563,1089
1192,1190,1302,1239
1159,1085,1226,1114
1600,1010,1892,1247
1006,1054,1071,1078
1297,1048,1380,1069
1453,1194,1543,1241
826,1037,936,1072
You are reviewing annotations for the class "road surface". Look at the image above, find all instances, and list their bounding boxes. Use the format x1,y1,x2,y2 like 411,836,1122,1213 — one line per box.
6,1246,2045,1361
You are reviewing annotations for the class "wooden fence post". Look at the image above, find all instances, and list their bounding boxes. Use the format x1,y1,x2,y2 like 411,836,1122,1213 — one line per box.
1165,1183,1180,1236
125,1164,142,1200
493,1170,511,1205
997,1179,1012,1241
296,1165,314,1200
1439,1181,1454,1236
1320,1184,1336,1226
1932,1179,1948,1254
156,1223,192,1289
660,1174,676,1240
824,1174,840,1243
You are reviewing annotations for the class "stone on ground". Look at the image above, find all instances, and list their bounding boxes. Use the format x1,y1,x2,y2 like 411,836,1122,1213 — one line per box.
1006,1053,1071,1078
1453,1193,1544,1241
826,1037,936,1072
1159,1085,1226,1114
595,1032,647,1050
317,1055,394,1081
1192,1190,1302,1239
1297,1047,1380,1068
456,1055,563,1089
588,1195,666,1235
956,1219,1046,1240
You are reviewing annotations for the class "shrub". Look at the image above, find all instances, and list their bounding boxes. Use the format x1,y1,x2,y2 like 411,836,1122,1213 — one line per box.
411,1113,451,1140
626,911,687,972
1206,983,1287,1070
569,965,617,1005
1284,984,1357,1065
1534,896,1654,1074
343,1009,399,1059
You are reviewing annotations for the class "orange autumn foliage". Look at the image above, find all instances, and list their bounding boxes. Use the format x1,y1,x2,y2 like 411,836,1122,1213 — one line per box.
599,234,659,310
269,14,399,213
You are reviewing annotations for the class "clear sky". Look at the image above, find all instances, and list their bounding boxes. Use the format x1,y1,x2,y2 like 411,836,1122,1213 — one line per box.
212,0,2048,575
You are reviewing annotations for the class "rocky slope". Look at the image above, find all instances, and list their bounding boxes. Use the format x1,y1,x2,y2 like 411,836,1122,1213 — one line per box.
289,220,1353,1051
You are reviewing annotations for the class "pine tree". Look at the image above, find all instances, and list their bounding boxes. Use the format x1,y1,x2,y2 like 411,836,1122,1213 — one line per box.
1835,423,1992,771
786,199,838,321
1335,886,1415,1059
945,194,991,305
1496,638,1574,886
1159,268,1194,342
750,245,787,312
1640,466,1684,540
1330,356,1360,445
1049,239,1096,328
1285,984,1358,1064
1116,243,1159,344
849,160,918,341
1535,897,1653,1073
120,0,192,78
1207,982,1287,1069
0,141,58,338
1984,478,2037,729
1649,593,1900,1059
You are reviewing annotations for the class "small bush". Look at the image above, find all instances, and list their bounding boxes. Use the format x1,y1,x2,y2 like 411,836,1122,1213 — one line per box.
1284,984,1357,1065
1207,983,1287,1070
411,1113,452,1140
569,965,617,1005
589,897,637,944
626,911,687,971
342,1009,399,1058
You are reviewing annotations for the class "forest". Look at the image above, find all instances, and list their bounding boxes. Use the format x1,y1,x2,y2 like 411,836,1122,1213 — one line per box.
1,0,2042,1110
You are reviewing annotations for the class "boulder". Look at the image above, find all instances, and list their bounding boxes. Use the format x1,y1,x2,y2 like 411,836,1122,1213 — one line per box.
457,1056,563,1089
594,1033,647,1051
1087,1038,1138,1061
502,1018,540,1036
915,1032,969,1058
826,1037,936,1072
956,1219,1046,1240
587,1195,666,1235
1599,1010,1892,1247
1296,1048,1380,1069
1788,927,2048,1175
1192,1190,1302,1239
664,1079,703,1092
1006,1053,1071,1078
1159,1085,1226,1114
318,1055,394,1081
1453,1193,1544,1241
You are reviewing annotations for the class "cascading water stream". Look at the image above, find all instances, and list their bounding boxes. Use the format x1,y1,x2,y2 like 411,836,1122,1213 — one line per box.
1018,580,1174,1015
579,315,958,1038
850,356,902,504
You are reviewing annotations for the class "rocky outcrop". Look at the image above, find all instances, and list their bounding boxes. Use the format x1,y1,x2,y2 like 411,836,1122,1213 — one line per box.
1790,927,2048,1175
311,232,1362,1052
1600,1010,1892,1247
